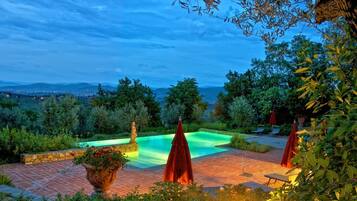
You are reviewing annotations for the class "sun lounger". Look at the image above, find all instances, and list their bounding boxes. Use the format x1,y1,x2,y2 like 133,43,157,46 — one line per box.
269,127,280,135
264,171,299,186
252,127,264,134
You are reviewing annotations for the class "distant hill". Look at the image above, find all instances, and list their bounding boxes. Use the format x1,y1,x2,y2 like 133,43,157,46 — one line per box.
0,81,20,87
0,82,223,104
0,83,116,97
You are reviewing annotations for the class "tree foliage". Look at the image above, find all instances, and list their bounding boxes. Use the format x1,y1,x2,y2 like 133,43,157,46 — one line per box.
229,96,256,128
165,78,207,122
87,106,111,134
92,77,160,126
216,35,330,124
270,22,357,201
160,104,185,127
41,96,79,135
174,0,316,43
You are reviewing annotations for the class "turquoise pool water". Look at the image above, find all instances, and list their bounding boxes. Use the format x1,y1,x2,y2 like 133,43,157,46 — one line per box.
79,131,232,168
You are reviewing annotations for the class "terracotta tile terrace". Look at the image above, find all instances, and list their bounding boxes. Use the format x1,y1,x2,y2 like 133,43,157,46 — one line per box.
0,149,288,199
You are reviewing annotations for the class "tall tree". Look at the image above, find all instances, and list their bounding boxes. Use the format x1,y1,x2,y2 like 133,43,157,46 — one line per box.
92,77,161,126
42,96,80,135
115,77,161,126
57,96,80,134
165,78,207,122
215,70,254,120
42,96,58,135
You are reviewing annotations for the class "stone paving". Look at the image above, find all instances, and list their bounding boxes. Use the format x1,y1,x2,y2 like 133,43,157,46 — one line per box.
246,136,287,149
0,149,289,199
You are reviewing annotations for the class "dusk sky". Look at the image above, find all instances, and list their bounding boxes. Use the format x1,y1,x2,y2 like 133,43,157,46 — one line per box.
0,0,320,87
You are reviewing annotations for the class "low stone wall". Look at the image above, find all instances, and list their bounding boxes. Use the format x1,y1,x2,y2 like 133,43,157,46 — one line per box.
20,143,138,165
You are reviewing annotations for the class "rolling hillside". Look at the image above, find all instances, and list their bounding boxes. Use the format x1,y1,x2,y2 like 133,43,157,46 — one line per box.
0,82,223,104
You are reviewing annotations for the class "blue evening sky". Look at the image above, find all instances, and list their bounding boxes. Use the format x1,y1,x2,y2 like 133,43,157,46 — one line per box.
0,0,320,87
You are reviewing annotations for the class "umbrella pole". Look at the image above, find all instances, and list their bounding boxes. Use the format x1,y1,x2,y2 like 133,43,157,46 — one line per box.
240,150,253,177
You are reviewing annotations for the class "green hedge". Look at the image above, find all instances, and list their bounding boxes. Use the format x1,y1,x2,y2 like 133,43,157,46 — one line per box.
278,124,291,136
230,135,271,153
0,128,77,162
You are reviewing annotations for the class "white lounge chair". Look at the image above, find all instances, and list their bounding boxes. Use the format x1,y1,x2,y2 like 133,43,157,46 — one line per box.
252,127,264,134
269,126,280,135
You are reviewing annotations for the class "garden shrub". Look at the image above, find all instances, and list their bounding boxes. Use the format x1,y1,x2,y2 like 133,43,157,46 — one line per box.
216,184,270,201
229,97,256,128
262,125,272,134
231,127,255,134
0,174,13,186
230,135,271,153
0,128,76,162
52,182,269,201
278,124,291,136
199,122,227,131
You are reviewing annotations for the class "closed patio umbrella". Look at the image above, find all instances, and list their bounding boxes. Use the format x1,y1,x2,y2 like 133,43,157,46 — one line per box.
269,110,277,125
281,122,298,168
163,119,193,184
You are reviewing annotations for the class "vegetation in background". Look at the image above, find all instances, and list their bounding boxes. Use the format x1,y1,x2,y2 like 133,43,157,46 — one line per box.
164,78,207,123
42,96,80,135
0,128,76,162
228,96,256,128
92,77,161,126
278,124,291,136
0,35,335,137
230,135,271,153
87,101,150,135
215,35,329,126
160,103,185,126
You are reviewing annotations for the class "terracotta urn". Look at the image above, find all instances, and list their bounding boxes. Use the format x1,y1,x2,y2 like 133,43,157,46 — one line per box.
83,163,121,197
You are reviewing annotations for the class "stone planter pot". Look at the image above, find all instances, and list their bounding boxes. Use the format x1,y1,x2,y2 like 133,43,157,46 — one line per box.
83,163,121,197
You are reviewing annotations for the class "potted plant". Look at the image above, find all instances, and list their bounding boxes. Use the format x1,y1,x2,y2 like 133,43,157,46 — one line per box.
74,147,128,197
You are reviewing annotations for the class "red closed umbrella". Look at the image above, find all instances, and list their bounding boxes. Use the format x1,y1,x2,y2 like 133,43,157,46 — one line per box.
163,120,193,184
281,122,298,168
269,111,277,125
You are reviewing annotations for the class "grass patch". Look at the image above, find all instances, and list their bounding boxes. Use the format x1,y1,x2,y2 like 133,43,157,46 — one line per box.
230,135,271,153
0,174,13,186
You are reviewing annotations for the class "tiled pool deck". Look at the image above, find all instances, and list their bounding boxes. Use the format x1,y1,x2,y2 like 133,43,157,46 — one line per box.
0,148,289,199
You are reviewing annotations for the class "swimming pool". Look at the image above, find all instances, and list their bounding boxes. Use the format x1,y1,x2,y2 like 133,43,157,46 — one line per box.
79,131,232,168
